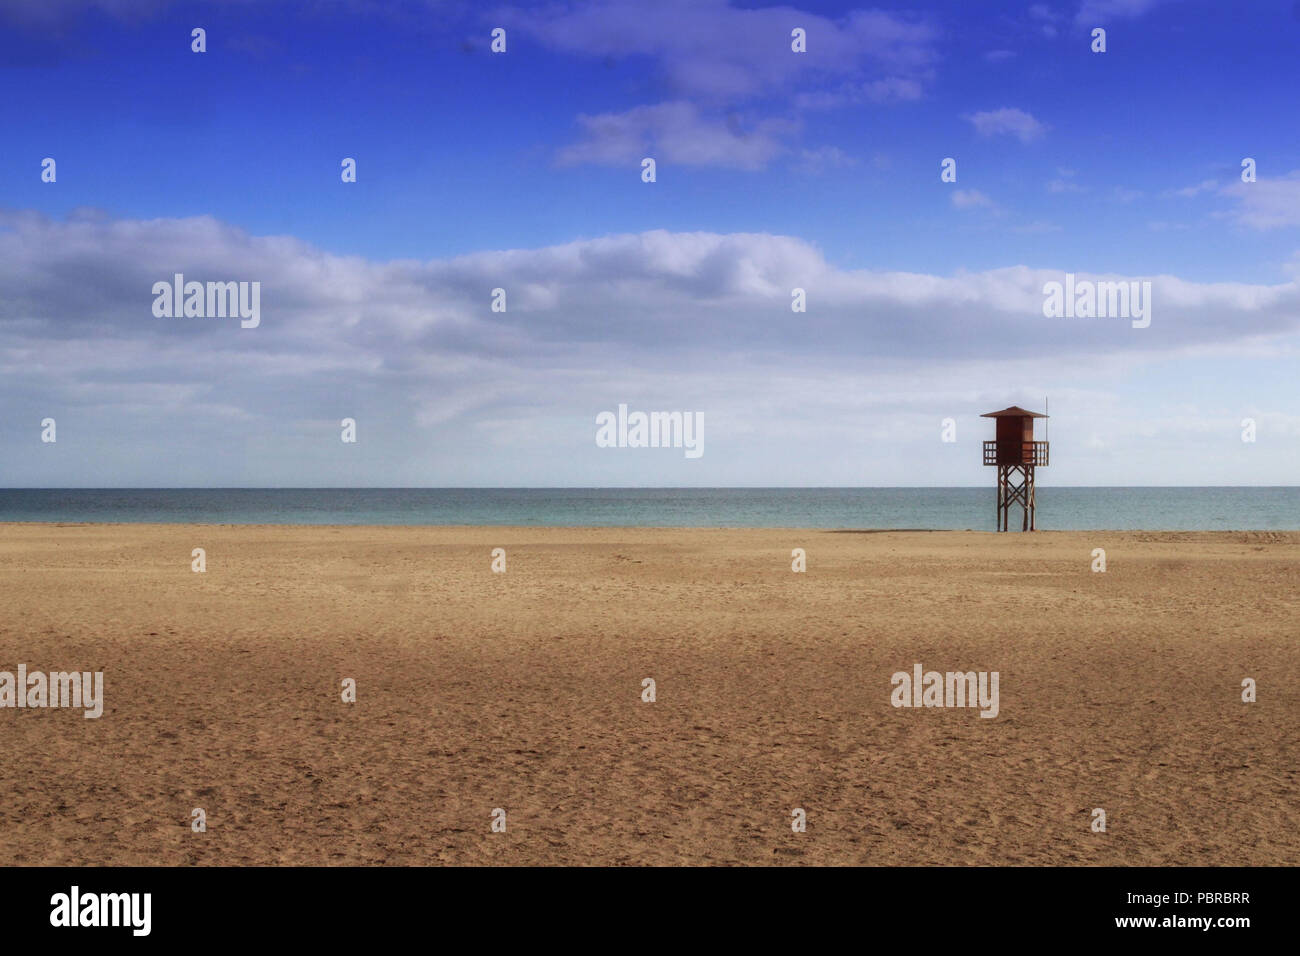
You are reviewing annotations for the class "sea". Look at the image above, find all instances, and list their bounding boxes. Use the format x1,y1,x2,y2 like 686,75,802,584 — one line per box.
0,487,1295,530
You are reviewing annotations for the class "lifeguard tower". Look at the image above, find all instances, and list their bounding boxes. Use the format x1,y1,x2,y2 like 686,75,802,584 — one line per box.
981,406,1049,531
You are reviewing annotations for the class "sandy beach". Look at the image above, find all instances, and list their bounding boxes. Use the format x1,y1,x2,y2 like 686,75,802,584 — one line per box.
0,523,1295,866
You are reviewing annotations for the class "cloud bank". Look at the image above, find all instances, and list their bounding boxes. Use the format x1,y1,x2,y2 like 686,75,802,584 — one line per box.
2,210,1296,485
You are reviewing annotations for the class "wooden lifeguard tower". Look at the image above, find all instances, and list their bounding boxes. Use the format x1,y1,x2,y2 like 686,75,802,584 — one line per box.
981,406,1049,531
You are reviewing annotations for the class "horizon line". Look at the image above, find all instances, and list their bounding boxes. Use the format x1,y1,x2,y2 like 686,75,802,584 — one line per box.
1,486,1297,492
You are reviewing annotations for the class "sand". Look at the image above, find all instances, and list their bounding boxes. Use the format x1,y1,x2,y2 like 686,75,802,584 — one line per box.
0,523,1295,866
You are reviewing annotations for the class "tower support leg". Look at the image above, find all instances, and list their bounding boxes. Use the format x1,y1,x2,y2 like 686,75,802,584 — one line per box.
1022,467,1029,531
1027,467,1036,531
995,464,1038,532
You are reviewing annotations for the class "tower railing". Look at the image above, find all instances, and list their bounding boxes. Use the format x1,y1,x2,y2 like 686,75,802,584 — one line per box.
982,441,1049,466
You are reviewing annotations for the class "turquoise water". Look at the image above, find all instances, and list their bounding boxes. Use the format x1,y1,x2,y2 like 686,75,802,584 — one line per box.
0,487,1295,530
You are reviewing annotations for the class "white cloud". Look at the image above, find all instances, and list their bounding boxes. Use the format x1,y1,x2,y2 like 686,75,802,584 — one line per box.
500,1,939,168
498,2,939,101
964,107,1047,143
1221,171,1300,229
794,145,858,174
2,212,1298,485
951,189,997,210
3,212,1295,370
793,75,926,110
1169,178,1218,198
1075,0,1172,25
556,101,795,169
1012,220,1063,234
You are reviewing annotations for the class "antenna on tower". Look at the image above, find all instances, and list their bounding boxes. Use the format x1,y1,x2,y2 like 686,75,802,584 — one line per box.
1045,396,1049,441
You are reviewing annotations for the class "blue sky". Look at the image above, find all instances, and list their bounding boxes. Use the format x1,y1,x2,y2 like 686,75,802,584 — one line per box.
1,0,1298,486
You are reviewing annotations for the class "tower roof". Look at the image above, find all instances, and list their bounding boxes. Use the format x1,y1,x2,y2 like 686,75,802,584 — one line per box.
980,405,1047,418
